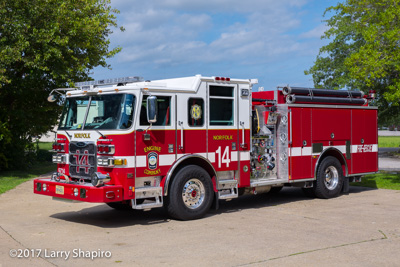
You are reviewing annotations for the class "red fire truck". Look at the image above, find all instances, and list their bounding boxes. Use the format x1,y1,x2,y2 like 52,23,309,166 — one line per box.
34,75,378,220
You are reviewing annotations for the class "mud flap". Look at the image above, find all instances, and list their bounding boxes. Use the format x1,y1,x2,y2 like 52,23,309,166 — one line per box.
212,191,219,210
342,177,349,195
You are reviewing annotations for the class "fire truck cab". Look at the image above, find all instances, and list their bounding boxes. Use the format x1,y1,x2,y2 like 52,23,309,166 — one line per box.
34,75,378,220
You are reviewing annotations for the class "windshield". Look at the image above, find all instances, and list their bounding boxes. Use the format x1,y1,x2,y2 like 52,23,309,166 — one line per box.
58,94,136,130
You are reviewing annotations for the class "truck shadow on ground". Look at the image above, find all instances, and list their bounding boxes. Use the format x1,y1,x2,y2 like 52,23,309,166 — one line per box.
50,186,375,228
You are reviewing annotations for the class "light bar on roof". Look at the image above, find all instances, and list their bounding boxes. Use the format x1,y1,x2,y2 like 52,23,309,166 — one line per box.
75,76,144,89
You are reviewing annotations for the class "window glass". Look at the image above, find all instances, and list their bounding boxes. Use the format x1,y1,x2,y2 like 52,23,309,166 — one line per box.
209,86,234,126
188,98,204,127
59,94,136,130
210,86,234,97
58,97,89,130
210,98,234,125
140,95,171,126
118,94,135,129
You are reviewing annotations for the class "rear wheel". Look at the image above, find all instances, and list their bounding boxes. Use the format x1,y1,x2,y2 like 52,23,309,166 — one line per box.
314,156,344,199
166,165,213,220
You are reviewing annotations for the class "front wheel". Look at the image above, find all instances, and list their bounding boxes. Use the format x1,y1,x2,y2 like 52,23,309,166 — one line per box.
314,156,344,199
166,165,214,220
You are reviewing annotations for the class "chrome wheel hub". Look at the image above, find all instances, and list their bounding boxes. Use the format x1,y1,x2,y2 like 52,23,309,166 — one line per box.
182,178,205,209
324,166,339,190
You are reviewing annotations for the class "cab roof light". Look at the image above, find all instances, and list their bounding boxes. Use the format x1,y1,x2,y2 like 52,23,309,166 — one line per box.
75,76,144,90
214,76,230,82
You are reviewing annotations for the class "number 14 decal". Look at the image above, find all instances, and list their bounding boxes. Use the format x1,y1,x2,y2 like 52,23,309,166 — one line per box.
216,146,231,168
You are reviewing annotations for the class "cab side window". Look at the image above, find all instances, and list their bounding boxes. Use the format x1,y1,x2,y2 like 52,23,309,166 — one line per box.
209,86,234,126
188,98,204,127
140,95,171,126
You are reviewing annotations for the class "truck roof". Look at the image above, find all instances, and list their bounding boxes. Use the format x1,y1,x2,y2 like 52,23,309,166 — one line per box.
66,75,257,97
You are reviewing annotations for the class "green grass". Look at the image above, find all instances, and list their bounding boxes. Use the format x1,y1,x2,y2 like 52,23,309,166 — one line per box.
37,142,53,150
351,172,400,190
0,162,55,194
378,136,400,148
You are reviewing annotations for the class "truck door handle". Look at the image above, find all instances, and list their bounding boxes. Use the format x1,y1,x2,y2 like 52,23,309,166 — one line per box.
178,121,183,150
240,121,246,149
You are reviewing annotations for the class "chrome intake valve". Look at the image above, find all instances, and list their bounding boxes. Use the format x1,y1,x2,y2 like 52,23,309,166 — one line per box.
91,172,110,187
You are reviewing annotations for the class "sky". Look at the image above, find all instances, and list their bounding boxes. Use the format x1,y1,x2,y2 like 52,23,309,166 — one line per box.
91,0,340,91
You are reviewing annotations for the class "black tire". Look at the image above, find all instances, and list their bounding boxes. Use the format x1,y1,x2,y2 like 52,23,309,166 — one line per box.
314,156,344,199
269,186,283,194
166,165,214,220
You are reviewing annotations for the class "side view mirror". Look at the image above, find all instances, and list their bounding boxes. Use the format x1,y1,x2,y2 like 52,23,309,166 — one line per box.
147,96,157,123
47,94,57,102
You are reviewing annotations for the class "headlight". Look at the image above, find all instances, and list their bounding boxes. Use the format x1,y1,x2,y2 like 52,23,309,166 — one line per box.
42,184,47,191
52,154,66,164
91,172,110,187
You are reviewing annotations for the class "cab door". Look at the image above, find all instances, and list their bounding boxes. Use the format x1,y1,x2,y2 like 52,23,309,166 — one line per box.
135,93,176,178
176,82,207,157
207,83,240,182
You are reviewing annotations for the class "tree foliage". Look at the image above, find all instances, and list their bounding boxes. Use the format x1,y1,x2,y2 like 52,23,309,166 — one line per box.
0,0,122,169
305,0,400,126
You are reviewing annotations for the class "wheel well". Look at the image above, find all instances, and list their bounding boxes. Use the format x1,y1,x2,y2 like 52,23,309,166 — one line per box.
315,148,348,178
163,155,216,196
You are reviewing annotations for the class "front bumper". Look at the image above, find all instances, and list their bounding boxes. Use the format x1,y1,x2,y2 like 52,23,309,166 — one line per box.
33,178,123,203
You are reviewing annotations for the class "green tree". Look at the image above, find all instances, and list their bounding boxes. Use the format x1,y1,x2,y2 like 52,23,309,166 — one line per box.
0,0,122,169
305,0,400,127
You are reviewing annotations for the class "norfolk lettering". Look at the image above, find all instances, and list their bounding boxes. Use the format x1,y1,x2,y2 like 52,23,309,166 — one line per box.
74,133,91,138
213,135,233,141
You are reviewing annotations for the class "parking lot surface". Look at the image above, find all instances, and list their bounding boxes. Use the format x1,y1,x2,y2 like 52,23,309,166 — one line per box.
1,180,400,267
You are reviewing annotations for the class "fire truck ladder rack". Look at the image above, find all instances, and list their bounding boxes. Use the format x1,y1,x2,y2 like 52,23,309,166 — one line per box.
281,86,367,105
217,179,239,200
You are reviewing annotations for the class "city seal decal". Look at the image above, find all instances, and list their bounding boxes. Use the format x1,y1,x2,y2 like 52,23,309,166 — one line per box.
190,104,202,120
148,152,158,170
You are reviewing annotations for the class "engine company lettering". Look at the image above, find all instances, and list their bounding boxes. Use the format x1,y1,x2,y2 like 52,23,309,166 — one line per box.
144,146,162,153
74,133,91,138
213,135,233,141
144,169,161,175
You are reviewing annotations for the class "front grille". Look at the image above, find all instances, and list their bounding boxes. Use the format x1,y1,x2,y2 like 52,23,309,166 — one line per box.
69,142,96,179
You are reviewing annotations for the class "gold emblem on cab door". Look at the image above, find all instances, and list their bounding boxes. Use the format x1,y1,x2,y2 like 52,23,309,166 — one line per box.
191,104,202,120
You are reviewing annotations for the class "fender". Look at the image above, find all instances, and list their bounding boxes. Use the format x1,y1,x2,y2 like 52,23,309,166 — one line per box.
314,147,349,178
163,154,217,196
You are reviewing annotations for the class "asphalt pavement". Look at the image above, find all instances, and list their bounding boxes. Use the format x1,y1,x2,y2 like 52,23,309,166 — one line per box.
1,177,400,266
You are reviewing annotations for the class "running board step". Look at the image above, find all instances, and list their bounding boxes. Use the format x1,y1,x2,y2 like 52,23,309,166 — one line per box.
132,186,163,210
218,179,238,200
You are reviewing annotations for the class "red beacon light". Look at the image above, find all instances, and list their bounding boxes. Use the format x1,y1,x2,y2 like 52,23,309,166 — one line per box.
214,76,231,82
369,90,376,99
